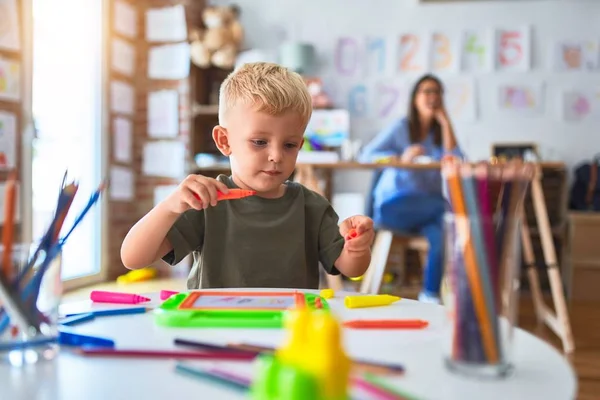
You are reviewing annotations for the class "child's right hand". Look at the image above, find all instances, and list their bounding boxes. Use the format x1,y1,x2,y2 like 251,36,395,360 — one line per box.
164,174,230,213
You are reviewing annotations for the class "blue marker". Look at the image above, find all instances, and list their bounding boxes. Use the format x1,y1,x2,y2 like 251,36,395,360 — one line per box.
58,329,115,348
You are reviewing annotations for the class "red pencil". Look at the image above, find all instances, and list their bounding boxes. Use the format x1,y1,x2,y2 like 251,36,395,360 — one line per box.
76,348,257,361
343,319,429,329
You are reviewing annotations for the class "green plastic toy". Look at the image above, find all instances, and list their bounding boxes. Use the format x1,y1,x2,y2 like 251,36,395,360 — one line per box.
153,290,329,328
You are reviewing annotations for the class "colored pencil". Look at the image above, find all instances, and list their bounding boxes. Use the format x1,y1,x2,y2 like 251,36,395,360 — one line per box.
76,347,258,361
226,342,405,375
342,319,428,329
1,171,16,280
174,362,251,392
443,162,498,364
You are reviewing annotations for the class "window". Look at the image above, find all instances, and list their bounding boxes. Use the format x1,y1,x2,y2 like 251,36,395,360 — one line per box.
31,0,105,285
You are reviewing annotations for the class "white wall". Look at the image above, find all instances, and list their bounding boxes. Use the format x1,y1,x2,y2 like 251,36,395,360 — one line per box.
211,0,600,192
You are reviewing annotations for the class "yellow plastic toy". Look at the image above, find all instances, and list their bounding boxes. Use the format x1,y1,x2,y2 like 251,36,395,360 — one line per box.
344,294,401,309
251,308,351,400
116,267,157,284
320,289,334,299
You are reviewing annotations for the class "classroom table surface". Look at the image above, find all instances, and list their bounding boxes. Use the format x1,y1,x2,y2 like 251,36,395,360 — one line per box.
1,288,576,400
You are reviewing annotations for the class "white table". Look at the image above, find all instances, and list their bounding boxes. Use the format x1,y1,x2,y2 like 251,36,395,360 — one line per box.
1,289,577,400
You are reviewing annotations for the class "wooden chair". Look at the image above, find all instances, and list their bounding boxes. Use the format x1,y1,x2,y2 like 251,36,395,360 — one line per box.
359,169,429,294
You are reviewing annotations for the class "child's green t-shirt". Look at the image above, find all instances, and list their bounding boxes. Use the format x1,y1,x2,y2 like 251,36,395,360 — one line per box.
162,175,345,289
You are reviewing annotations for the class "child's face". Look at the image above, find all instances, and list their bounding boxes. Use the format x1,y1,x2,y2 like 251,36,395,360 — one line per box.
220,103,305,197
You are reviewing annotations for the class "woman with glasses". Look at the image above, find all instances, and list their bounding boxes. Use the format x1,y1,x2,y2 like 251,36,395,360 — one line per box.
358,74,463,304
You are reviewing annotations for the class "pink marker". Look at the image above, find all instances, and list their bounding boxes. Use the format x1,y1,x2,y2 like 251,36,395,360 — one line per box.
160,289,179,300
90,290,151,304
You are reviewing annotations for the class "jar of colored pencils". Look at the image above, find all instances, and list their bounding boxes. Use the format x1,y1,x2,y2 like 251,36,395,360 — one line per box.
443,212,522,378
0,243,62,367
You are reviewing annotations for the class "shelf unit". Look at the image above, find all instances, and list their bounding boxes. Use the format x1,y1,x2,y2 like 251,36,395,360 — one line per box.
189,65,232,162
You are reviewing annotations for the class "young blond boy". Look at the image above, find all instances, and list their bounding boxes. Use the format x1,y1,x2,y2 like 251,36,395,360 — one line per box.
121,62,374,289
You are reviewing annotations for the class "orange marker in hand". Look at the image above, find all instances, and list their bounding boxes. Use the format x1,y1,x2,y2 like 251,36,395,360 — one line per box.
193,189,256,204
345,228,358,240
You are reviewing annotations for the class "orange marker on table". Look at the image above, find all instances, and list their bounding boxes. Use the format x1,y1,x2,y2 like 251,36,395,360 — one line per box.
343,319,429,329
193,189,257,203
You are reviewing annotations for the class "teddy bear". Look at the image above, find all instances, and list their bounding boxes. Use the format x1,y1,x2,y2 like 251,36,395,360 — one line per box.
189,4,244,70
304,77,333,109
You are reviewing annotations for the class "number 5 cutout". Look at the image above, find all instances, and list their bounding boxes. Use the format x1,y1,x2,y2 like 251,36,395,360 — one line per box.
496,27,530,71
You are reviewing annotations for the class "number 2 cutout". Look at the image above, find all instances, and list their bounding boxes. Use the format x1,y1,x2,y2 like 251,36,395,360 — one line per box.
433,33,453,70
499,31,522,66
399,34,421,72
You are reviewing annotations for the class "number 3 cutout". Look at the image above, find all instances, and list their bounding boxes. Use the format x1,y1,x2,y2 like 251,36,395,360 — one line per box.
399,35,421,71
433,33,452,70
500,31,522,66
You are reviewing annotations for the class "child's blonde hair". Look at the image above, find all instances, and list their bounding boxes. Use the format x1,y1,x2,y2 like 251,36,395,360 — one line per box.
218,62,312,127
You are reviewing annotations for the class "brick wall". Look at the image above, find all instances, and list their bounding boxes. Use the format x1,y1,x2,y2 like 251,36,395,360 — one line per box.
0,0,26,244
105,0,205,279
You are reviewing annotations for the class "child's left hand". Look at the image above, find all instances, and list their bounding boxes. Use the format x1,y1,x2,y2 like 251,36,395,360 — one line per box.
339,215,375,254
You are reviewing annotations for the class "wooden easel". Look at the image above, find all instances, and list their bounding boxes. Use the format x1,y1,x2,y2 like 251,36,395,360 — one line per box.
520,166,575,353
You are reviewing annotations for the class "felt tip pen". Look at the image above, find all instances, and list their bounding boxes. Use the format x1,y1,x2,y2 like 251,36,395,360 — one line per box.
343,319,429,329
193,189,257,203
344,294,401,309
90,290,151,304
58,329,115,348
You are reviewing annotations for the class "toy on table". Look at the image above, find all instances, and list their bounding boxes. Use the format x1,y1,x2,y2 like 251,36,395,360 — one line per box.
251,308,351,400
160,289,179,300
116,267,157,284
344,294,400,309
320,289,334,299
154,290,329,328
90,290,150,305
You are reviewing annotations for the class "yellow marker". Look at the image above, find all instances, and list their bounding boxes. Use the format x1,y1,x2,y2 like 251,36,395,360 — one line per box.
320,289,334,299
344,294,401,309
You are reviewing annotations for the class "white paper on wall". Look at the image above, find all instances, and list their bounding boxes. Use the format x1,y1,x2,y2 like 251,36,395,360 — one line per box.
113,117,133,163
114,1,138,39
561,88,600,122
495,26,531,72
0,0,20,51
430,32,460,74
553,40,599,72
111,38,136,76
0,111,17,169
0,57,20,101
142,140,186,178
145,5,187,42
110,80,135,115
498,82,544,116
461,29,494,72
148,90,179,138
109,166,134,201
148,42,190,80
444,77,477,123
153,185,178,206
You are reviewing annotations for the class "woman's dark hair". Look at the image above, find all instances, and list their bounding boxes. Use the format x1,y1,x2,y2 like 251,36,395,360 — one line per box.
407,74,443,146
